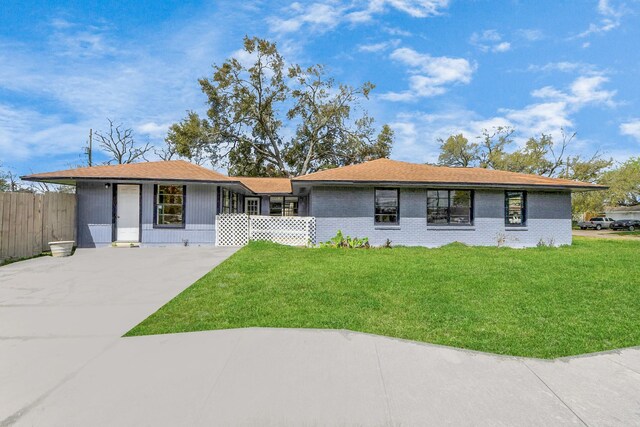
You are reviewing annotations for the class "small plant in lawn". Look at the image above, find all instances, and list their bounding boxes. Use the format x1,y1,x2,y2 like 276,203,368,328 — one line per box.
320,230,370,248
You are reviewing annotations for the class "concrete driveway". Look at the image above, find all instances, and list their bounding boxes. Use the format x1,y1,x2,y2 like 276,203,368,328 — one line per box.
2,247,640,426
0,246,238,426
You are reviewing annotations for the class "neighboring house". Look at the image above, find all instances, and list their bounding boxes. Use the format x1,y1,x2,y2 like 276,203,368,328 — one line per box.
605,206,640,221
22,158,605,248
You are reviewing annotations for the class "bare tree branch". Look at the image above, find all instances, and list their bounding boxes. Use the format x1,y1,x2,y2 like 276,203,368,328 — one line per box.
94,119,153,164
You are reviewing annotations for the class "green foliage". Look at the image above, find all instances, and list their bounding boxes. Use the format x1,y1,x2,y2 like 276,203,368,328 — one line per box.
437,134,477,167
128,238,640,358
436,128,615,214
601,157,640,206
437,127,612,183
572,157,640,214
165,36,393,176
320,230,370,248
0,164,8,192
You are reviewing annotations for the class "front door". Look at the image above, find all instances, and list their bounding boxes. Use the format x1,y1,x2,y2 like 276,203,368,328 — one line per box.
116,184,140,241
245,197,261,216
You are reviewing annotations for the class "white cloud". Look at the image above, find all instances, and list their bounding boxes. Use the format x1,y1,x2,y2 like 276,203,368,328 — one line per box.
267,0,449,34
576,0,625,38
516,29,544,41
493,42,511,52
470,29,512,53
381,47,475,101
527,61,596,74
357,39,401,53
532,74,616,108
383,0,450,18
382,26,413,37
137,122,172,139
0,12,231,165
386,72,620,162
620,120,640,142
502,102,572,138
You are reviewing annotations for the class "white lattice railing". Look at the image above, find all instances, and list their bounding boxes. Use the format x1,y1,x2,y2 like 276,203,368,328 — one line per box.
215,214,249,246
250,215,316,246
215,214,316,247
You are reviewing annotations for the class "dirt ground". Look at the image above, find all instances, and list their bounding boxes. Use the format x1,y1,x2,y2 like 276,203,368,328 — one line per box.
572,229,639,240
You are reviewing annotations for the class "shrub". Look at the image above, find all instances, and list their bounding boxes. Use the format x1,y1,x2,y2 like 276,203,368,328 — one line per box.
320,230,370,249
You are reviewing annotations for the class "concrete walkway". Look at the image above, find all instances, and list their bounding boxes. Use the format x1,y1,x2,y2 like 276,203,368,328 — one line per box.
2,249,640,426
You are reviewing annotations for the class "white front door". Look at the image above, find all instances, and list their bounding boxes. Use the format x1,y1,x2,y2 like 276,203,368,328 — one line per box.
245,197,261,215
116,184,140,241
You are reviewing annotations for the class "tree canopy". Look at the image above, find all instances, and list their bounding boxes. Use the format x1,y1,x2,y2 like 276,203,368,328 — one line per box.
437,127,612,183
165,36,393,177
435,127,640,213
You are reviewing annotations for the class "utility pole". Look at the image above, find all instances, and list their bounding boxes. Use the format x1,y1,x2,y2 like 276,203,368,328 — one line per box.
86,128,93,166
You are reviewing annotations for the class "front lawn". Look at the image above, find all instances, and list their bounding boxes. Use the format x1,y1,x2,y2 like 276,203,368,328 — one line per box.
127,238,640,358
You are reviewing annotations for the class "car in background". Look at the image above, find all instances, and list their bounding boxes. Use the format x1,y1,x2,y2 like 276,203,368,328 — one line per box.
578,217,615,230
610,219,640,231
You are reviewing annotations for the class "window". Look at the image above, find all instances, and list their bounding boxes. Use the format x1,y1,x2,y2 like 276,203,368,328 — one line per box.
231,192,239,213
374,188,399,224
269,196,298,216
155,185,185,227
220,188,240,214
221,188,230,214
505,191,526,226
245,197,260,216
427,190,473,225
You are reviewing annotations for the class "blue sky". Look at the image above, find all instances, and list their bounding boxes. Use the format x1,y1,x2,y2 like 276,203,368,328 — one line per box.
1,0,640,176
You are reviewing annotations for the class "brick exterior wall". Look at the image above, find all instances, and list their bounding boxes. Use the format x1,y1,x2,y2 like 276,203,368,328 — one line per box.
310,186,572,248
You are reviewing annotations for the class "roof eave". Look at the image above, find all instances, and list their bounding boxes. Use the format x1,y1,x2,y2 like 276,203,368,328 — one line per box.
21,175,256,193
291,180,607,191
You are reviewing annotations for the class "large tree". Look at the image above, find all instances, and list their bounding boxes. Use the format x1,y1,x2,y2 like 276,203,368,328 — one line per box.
571,158,640,215
166,36,393,176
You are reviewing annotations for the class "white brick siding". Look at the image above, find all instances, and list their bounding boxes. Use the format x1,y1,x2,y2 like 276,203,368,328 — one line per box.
310,187,572,248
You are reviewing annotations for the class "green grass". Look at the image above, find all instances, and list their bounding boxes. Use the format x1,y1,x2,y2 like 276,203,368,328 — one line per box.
0,251,51,267
127,238,640,358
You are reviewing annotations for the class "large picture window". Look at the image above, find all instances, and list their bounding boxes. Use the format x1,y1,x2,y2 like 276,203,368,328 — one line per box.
155,185,185,227
427,190,472,225
505,191,526,226
374,188,399,224
269,196,298,216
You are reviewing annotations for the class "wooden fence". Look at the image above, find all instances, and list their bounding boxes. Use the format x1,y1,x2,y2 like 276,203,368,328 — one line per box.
0,192,76,262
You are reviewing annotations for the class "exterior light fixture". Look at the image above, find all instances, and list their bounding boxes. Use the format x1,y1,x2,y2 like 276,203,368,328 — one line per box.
105,183,111,189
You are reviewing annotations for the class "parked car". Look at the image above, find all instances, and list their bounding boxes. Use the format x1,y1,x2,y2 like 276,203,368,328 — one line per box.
578,217,615,230
610,219,640,231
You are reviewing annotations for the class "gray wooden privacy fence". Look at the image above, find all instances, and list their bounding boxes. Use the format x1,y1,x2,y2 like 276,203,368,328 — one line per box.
0,192,76,262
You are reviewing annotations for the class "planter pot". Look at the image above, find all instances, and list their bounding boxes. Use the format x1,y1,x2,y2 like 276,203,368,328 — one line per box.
48,241,75,257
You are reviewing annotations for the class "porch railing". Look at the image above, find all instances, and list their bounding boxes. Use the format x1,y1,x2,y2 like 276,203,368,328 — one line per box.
215,214,316,247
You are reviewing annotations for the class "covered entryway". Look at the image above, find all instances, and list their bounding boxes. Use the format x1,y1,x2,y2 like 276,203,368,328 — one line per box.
116,184,140,242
